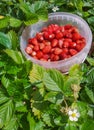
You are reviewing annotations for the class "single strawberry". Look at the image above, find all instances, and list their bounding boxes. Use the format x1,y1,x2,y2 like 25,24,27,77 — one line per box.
72,32,81,41
69,49,78,56
54,48,62,55
31,37,38,46
25,46,32,54
36,33,44,42
69,42,77,48
52,39,58,47
55,31,63,39
63,41,69,48
43,45,51,53
36,51,43,59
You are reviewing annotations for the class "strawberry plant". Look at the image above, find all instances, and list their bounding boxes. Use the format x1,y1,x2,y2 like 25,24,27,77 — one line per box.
0,0,94,130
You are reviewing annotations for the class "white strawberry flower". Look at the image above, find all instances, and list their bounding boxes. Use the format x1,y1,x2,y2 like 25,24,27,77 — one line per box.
68,109,80,121
52,6,59,12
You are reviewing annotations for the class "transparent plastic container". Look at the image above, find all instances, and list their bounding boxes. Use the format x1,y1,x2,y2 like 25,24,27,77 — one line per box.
20,12,92,73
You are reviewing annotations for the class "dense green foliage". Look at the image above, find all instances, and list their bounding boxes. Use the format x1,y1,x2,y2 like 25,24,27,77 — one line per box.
0,0,94,130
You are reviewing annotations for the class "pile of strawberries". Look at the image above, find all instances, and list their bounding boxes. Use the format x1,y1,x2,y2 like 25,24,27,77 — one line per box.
25,24,86,61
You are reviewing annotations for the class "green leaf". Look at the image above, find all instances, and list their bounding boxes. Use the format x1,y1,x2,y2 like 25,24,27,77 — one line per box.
81,119,94,130
21,60,32,77
69,64,83,81
42,112,53,127
0,90,9,105
0,17,9,29
0,32,12,49
86,57,94,66
1,75,10,89
85,86,94,103
15,101,27,112
44,91,64,104
27,112,44,130
88,8,94,15
0,100,14,128
87,16,94,24
20,3,31,18
65,123,78,130
37,8,48,21
4,49,24,64
34,121,44,130
63,77,77,96
2,116,19,130
30,1,47,13
29,64,45,83
27,112,36,130
44,91,58,103
43,69,64,92
10,17,22,27
76,101,88,118
63,64,83,96
86,68,94,85
24,14,38,25
6,66,22,75
7,30,18,50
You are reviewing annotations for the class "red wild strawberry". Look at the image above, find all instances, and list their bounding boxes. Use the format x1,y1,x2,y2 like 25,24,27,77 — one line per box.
31,38,38,46
28,38,32,44
64,38,72,42
31,51,37,56
60,26,65,32
71,26,79,33
25,46,32,54
43,54,49,60
52,24,60,32
56,31,63,39
50,54,55,61
69,49,78,56
63,41,69,48
54,48,62,55
72,32,81,41
80,42,86,50
48,33,55,40
50,54,59,61
53,55,60,61
44,41,51,46
65,32,72,38
69,42,77,48
64,24,72,30
34,45,39,51
52,39,58,47
58,39,64,48
39,43,45,50
43,45,51,54
60,52,69,60
36,33,44,42
76,44,82,51
36,51,43,59
62,48,69,54
43,32,49,40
